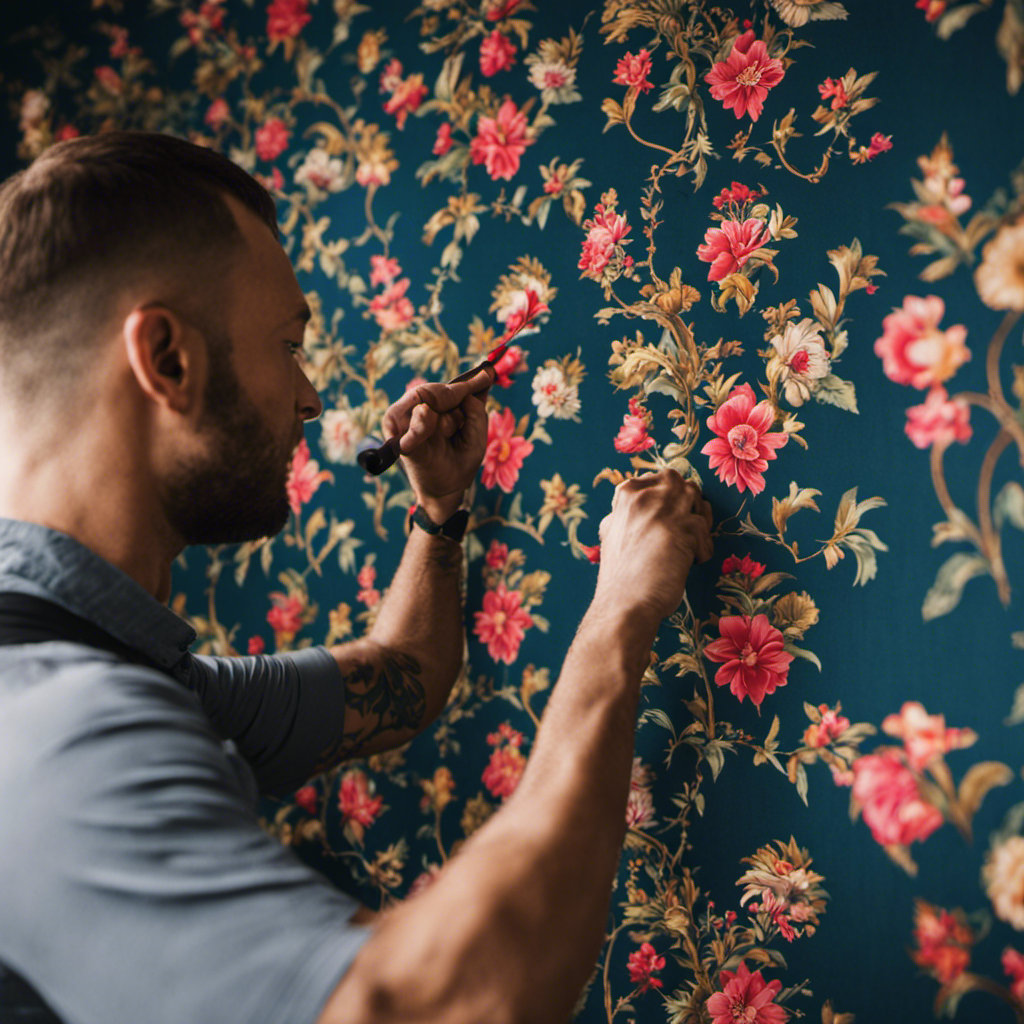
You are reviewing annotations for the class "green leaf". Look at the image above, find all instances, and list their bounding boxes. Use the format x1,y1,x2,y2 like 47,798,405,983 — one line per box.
704,740,727,781
785,643,822,671
794,762,809,805
922,553,989,620
813,373,859,413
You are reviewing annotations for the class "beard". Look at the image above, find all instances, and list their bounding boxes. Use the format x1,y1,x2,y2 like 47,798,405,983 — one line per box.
160,334,296,546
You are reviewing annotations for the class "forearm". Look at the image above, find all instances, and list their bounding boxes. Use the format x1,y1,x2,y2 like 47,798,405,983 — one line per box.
327,597,659,1024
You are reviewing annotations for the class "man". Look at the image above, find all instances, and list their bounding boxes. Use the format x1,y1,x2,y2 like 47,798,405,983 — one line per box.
0,130,713,1024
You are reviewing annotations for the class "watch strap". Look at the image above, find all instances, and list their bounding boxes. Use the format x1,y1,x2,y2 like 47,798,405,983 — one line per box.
410,504,469,542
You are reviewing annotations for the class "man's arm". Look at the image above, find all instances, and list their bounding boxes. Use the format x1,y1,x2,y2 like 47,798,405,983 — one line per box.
317,470,714,1024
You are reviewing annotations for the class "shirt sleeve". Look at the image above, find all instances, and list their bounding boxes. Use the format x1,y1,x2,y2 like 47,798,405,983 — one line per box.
186,645,347,797
0,656,371,1024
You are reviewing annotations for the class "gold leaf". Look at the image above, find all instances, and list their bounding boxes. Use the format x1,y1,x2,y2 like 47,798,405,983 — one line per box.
957,760,1013,820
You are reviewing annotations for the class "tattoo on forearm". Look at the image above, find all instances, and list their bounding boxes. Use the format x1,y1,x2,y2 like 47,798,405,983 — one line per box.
312,650,426,771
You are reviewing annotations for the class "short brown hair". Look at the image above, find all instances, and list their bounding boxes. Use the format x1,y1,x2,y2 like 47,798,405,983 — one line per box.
0,129,278,400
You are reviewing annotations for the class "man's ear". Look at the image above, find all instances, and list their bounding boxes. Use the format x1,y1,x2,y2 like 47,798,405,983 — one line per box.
122,306,203,414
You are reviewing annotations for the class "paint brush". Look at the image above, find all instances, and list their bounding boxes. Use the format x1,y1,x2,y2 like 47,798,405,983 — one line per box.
356,339,510,476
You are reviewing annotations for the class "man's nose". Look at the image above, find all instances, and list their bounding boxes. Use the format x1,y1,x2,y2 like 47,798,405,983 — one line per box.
297,366,323,420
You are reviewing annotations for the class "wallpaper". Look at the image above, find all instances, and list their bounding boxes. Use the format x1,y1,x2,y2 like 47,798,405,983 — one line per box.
3,0,1024,1021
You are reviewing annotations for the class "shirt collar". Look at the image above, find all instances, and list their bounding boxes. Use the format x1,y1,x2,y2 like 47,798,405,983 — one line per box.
0,517,196,675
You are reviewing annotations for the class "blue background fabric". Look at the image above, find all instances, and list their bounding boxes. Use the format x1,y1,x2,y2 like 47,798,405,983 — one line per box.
2,0,1023,1020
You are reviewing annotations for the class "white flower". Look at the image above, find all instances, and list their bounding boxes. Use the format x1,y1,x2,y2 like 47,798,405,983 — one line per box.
975,219,1024,311
531,365,580,420
295,148,346,194
771,318,831,406
319,405,365,464
527,60,580,105
19,90,49,130
984,835,1024,930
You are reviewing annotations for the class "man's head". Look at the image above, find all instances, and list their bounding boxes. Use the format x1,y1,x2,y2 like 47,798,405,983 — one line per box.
0,130,322,547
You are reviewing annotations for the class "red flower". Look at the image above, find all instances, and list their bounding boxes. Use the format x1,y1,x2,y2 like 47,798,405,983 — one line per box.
205,98,230,128
267,592,305,640
803,705,850,748
492,345,526,388
485,539,509,568
579,543,601,563
481,407,534,492
1002,947,1024,1001
614,397,655,453
499,290,548,341
266,0,311,42
712,181,761,210
874,294,970,389
721,553,765,578
613,49,654,94
703,614,794,708
578,203,631,278
707,963,788,1024
484,0,522,18
704,30,785,122
912,901,973,984
479,30,517,77
473,584,533,665
338,769,383,841
916,0,947,21
385,77,428,130
881,701,977,772
701,383,788,494
696,217,770,282
818,77,849,110
851,751,943,846
469,99,534,181
94,66,123,96
904,387,972,449
867,132,893,158
626,942,665,993
247,635,266,656
55,124,80,141
286,439,333,514
482,722,527,797
369,254,401,288
433,121,453,155
369,277,415,332
255,117,290,161
356,562,380,608
294,785,317,814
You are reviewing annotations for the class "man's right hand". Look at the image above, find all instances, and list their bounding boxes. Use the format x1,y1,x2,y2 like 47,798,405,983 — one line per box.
595,469,713,624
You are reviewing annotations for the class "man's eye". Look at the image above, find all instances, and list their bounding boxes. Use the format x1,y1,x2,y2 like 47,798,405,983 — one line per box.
286,341,303,356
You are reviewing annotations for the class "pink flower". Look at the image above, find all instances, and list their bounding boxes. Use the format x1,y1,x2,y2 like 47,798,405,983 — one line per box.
499,290,548,341
614,397,656,453
485,0,521,18
379,60,428,130
433,122,453,155
55,124,80,141
267,592,305,640
247,635,266,656
704,30,785,122
701,383,788,494
356,562,380,608
469,99,534,181
706,963,788,1024
205,98,230,128
818,77,849,109
712,181,762,210
474,584,533,665
613,49,654,94
479,30,517,77
481,407,534,491
867,132,893,158
369,254,401,287
803,705,850,748
874,295,970,389
294,785,317,814
851,751,944,846
94,66,123,96
578,203,632,278
286,439,333,514
881,701,977,772
489,345,524,388
696,217,770,282
1002,947,1024,1001
916,0,947,21
267,0,311,42
369,277,415,332
482,722,527,796
904,387,972,449
721,553,765,578
703,614,794,708
485,539,509,569
338,769,383,840
255,117,290,161
626,942,665,993
912,901,973,984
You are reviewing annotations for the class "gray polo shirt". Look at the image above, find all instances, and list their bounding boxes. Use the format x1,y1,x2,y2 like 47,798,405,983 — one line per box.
0,518,371,1024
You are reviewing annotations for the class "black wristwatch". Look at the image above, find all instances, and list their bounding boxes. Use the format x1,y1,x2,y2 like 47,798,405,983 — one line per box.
410,504,470,543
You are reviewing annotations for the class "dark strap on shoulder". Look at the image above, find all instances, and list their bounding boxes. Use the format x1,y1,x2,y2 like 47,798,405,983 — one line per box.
0,591,161,671
0,964,63,1023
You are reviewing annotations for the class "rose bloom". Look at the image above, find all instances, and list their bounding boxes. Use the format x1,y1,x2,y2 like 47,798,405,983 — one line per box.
1002,947,1024,1001
294,784,317,814
975,219,1024,311
721,553,765,578
369,278,415,332
703,614,794,708
803,705,850,748
482,723,527,799
532,365,581,420
205,97,230,129
384,72,428,130
295,147,345,193
851,751,943,847
818,76,848,110
286,439,332,514
706,963,788,1024
904,387,972,449
481,407,534,491
626,942,665,993
338,768,383,835
578,204,631,278
247,634,266,656
267,592,305,638
874,294,970,389
701,383,788,494
614,397,655,453
704,30,785,122
319,405,365,465
984,836,1024,930
696,217,770,282
867,132,893,159
369,254,401,287
255,117,290,161
470,99,534,181
474,584,533,665
485,539,508,569
912,901,973,984
480,29,517,76
613,49,654,93
712,181,761,210
433,122,453,155
770,318,831,406
267,0,311,42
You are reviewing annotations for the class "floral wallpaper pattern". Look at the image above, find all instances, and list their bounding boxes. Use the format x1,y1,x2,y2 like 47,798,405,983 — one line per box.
3,0,1024,1021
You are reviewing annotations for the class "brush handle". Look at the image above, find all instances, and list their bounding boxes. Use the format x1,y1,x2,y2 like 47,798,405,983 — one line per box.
356,435,402,476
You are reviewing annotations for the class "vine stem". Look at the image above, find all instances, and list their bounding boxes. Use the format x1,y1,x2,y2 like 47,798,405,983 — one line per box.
978,429,1013,606
929,440,985,551
623,111,678,158
986,310,1022,410
602,921,630,1022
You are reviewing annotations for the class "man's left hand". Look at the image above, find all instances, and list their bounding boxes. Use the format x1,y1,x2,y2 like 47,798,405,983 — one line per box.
381,364,495,522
